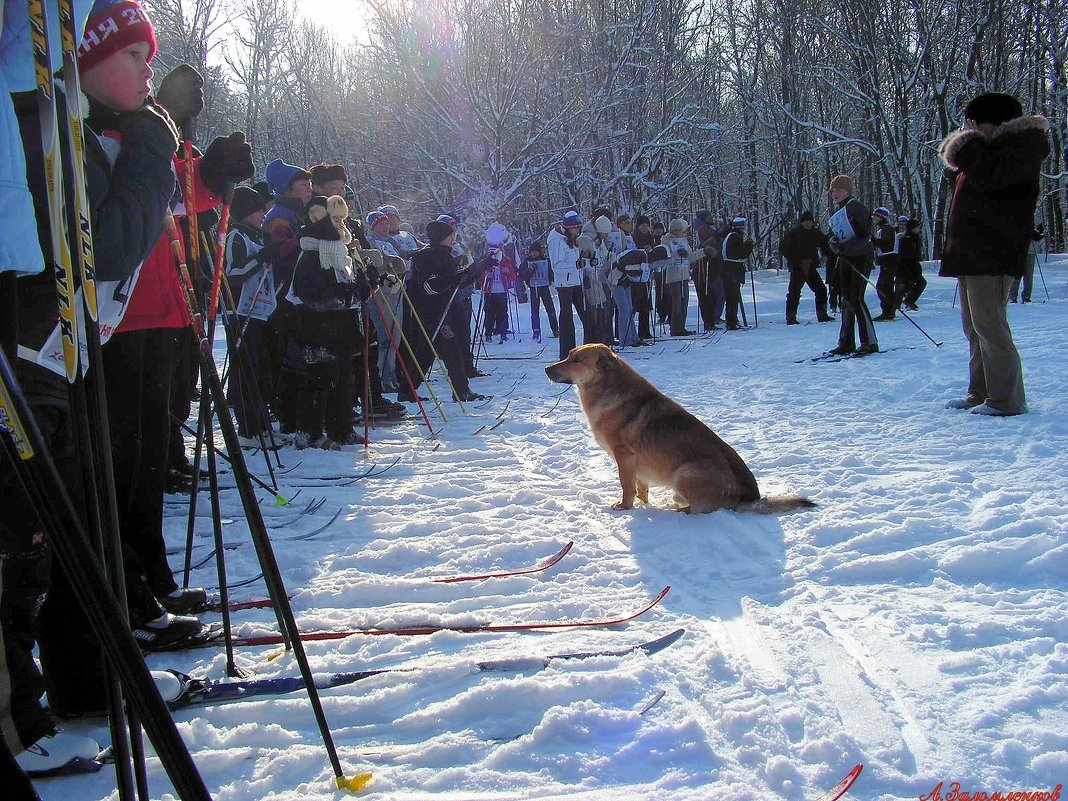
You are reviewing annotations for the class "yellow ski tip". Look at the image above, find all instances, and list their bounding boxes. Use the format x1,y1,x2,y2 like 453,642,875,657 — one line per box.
266,648,286,662
336,772,373,792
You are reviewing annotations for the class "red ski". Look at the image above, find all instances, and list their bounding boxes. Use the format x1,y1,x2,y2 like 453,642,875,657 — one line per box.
433,541,574,583
813,764,863,801
205,585,671,648
211,542,577,612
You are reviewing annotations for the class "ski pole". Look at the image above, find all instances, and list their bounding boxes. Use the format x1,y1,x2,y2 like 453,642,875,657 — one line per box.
1,350,212,801
749,266,759,327
351,250,440,429
29,0,147,794
400,283,467,412
365,282,438,432
166,220,372,792
846,260,942,346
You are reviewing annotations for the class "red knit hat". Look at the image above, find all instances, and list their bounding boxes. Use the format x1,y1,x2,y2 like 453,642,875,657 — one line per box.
77,0,158,74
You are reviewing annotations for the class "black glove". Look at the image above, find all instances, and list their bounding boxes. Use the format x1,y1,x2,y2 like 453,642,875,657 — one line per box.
256,240,282,263
118,99,180,159
457,267,479,288
200,131,254,195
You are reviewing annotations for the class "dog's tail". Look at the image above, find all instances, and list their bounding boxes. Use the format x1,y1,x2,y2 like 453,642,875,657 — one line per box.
740,495,818,515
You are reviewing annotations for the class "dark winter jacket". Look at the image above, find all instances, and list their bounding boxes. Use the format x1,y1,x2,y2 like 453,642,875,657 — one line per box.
828,196,874,275
938,115,1050,278
779,224,830,266
898,232,922,266
13,89,177,401
292,216,356,312
408,244,463,330
264,194,307,296
872,221,898,266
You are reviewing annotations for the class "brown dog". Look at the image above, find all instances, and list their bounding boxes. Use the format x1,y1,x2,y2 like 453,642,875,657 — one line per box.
545,344,815,514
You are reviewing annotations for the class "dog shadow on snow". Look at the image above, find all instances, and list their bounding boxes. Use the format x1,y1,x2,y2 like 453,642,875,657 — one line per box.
620,504,791,625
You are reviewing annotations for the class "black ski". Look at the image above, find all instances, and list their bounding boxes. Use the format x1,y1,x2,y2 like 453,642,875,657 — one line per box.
161,628,685,709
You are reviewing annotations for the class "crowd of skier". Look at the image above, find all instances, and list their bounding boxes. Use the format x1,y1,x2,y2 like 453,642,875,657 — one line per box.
0,0,1050,795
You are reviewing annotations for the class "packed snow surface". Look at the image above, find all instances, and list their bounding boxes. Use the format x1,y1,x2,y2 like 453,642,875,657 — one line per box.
41,262,1068,800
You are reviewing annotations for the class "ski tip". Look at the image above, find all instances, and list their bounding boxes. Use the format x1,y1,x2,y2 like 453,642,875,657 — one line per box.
337,771,373,792
813,763,863,801
641,628,686,655
275,494,290,507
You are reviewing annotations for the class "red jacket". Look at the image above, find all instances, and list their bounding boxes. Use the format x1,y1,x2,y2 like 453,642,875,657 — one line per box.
479,255,518,293
115,156,221,333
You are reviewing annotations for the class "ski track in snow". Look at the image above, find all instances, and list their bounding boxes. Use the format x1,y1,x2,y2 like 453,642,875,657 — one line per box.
40,263,1068,800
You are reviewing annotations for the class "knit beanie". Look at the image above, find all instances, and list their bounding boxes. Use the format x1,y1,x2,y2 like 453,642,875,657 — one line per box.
799,210,814,223
668,218,688,233
594,216,613,234
872,207,891,220
964,92,1023,126
829,175,854,195
265,159,311,197
366,210,389,231
426,219,454,246
78,0,157,73
561,211,583,228
231,186,266,221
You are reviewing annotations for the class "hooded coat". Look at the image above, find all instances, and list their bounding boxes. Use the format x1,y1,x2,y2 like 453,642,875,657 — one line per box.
938,115,1050,278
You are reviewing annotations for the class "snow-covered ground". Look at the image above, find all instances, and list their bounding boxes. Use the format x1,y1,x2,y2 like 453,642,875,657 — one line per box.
40,258,1068,801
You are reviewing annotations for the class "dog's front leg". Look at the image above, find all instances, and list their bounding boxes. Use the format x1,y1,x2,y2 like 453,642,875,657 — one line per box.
612,447,638,510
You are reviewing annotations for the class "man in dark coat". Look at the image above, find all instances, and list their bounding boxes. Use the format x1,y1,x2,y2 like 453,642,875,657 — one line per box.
779,211,833,325
938,92,1049,416
400,221,485,402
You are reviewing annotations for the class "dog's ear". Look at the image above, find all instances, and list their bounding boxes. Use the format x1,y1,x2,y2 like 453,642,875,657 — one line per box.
596,353,618,372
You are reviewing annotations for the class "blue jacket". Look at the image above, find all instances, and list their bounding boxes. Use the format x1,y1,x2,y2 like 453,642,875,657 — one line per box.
0,0,93,274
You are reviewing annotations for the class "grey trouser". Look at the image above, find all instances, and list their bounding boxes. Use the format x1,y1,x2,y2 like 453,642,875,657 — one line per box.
958,275,1026,414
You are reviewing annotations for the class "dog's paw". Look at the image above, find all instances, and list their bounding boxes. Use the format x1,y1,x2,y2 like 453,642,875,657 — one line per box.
612,501,634,511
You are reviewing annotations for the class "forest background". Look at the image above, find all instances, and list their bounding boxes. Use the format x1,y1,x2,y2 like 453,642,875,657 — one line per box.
148,0,1067,265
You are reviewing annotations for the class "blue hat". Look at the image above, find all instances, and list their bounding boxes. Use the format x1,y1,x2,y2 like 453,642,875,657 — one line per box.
897,215,909,223
873,207,892,219
265,159,310,196
561,210,583,228
435,214,458,228
366,211,388,229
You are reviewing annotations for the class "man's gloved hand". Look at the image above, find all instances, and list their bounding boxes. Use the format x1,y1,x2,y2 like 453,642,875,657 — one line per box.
200,132,254,195
119,99,180,159
457,266,479,288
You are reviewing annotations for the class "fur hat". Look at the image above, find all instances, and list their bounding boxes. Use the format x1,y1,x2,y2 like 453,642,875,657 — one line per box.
78,0,157,73
872,207,891,220
594,216,613,234
230,186,266,221
426,219,454,246
561,211,583,228
265,159,311,196
668,218,688,233
309,163,348,187
964,92,1023,126
829,175,854,195
799,210,814,223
